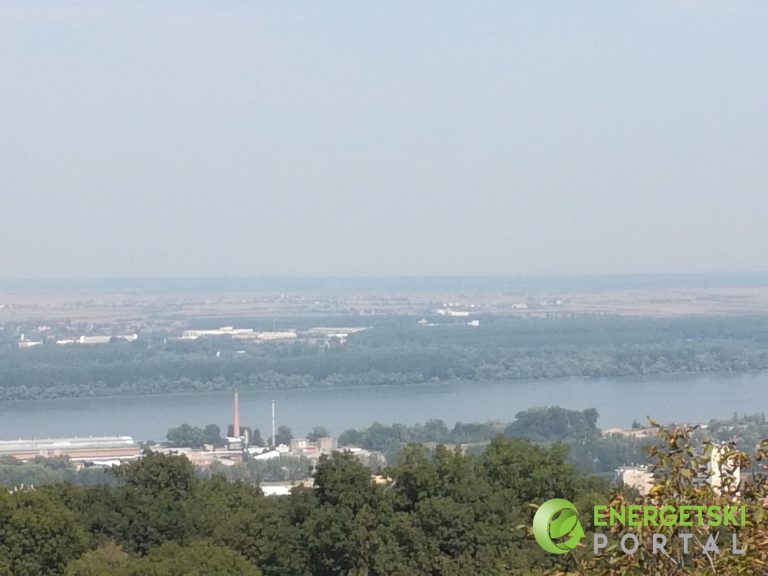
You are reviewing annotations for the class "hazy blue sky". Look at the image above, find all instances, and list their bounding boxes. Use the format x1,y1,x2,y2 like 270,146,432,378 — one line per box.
1,1,766,278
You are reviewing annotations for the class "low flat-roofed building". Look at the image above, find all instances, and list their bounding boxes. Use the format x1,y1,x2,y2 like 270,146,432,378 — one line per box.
255,331,297,341
261,479,314,496
290,438,308,452
181,327,254,340
154,447,243,467
316,436,337,452
251,449,281,461
616,465,653,495
602,427,657,439
0,436,141,462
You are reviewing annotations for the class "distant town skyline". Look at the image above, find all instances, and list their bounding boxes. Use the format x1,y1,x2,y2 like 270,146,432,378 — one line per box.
2,1,767,279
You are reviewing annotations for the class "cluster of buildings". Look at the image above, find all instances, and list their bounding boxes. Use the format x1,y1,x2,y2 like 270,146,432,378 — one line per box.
420,303,480,327
610,427,741,497
16,331,139,349
170,394,381,475
0,393,382,488
56,334,138,345
6,318,370,351
433,306,473,317
168,435,349,471
178,326,369,344
616,447,741,497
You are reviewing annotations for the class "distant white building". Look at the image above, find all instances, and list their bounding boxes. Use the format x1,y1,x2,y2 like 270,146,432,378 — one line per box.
316,437,337,452
251,449,280,461
256,331,297,341
55,334,138,345
17,334,41,349
710,445,741,495
0,436,140,462
290,438,308,452
181,327,254,340
260,480,314,496
616,465,653,495
309,327,368,336
181,327,297,342
78,335,111,345
602,427,657,440
261,483,293,496
433,309,470,317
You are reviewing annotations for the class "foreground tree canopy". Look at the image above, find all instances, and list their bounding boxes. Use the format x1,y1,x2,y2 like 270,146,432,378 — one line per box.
1,439,599,575
0,422,766,575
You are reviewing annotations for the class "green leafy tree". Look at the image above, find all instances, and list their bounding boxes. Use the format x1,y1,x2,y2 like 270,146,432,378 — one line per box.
202,424,223,447
249,427,265,447
576,421,768,575
481,437,582,503
106,452,198,554
0,490,86,576
166,424,205,448
211,494,309,576
126,541,261,576
270,425,293,447
313,451,378,513
305,451,384,575
505,407,600,442
64,542,130,576
306,426,330,442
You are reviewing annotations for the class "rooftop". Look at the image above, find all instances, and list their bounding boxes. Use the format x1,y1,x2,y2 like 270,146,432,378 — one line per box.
0,436,137,454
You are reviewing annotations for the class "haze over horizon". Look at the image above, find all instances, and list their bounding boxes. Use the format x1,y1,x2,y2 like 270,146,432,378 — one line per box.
2,1,767,279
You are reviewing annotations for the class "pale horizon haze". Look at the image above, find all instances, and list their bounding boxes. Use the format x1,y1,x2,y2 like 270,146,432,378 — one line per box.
1,1,767,279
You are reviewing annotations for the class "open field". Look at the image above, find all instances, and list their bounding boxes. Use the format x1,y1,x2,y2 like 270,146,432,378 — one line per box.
2,286,768,325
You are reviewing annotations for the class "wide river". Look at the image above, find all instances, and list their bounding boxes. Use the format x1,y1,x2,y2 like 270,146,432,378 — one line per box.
0,372,766,442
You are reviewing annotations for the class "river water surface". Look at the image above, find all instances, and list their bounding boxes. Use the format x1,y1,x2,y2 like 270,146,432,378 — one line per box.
0,372,765,442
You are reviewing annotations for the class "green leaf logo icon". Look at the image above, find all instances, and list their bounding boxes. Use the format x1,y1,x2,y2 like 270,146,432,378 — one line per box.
532,498,585,554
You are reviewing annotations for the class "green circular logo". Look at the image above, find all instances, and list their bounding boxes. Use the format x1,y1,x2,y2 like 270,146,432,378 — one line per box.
533,498,585,554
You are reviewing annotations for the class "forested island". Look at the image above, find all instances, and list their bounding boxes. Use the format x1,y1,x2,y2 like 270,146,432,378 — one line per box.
2,315,768,401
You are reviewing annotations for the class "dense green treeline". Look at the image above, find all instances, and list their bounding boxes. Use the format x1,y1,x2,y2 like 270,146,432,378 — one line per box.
0,456,118,488
2,314,768,400
0,440,607,576
338,407,651,475
337,407,601,451
337,408,768,476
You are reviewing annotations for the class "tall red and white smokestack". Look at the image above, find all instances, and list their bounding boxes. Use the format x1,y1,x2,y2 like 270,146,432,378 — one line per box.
233,390,240,439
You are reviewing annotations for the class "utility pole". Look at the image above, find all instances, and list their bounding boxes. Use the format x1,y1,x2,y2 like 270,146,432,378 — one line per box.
233,390,240,439
271,400,276,447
